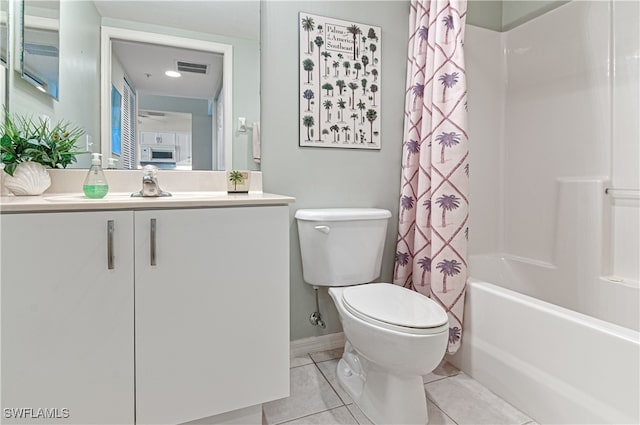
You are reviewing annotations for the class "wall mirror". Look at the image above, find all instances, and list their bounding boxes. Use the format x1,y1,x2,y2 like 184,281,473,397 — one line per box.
101,27,232,170
21,0,59,99
8,1,260,171
1,0,8,68
1,0,7,112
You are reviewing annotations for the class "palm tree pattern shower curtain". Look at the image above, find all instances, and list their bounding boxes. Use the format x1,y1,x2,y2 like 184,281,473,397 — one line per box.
394,0,468,354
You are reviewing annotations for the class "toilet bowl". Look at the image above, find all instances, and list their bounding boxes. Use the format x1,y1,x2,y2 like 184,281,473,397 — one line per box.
330,284,448,425
295,209,449,425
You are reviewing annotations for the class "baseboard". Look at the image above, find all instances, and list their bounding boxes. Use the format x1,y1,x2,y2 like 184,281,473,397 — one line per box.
290,332,345,357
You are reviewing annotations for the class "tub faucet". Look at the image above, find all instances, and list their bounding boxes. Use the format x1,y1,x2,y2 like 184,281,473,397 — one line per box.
131,165,172,197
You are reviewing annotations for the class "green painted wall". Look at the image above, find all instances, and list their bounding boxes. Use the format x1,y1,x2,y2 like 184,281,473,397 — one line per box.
261,0,410,341
468,1,503,31
467,0,571,32
502,1,570,31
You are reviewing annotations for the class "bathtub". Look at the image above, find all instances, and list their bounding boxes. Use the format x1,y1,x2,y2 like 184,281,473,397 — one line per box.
450,255,640,424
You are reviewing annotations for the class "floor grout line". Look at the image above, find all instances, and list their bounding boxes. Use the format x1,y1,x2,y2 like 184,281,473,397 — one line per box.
289,362,314,370
427,393,459,425
308,351,364,423
343,403,363,425
311,357,351,406
289,353,317,370
423,374,455,385
310,355,342,365
273,405,347,425
425,377,460,425
268,358,345,425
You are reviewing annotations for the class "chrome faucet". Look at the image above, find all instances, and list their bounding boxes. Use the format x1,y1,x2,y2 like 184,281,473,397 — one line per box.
131,165,172,197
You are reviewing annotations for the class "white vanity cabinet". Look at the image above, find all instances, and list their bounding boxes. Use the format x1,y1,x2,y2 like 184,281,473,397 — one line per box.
0,211,135,424
134,206,289,424
1,204,290,425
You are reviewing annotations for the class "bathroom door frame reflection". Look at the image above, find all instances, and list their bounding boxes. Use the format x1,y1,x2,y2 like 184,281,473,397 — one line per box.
100,26,233,169
21,0,60,99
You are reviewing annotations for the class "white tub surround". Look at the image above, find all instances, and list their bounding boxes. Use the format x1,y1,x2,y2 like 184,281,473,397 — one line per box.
469,178,638,332
467,0,638,287
454,2,638,424
611,0,640,283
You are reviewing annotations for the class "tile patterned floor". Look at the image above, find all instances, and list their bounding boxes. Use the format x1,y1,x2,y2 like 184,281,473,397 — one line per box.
263,348,537,425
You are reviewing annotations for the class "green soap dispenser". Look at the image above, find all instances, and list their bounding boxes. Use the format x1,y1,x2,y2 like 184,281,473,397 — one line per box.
83,153,109,199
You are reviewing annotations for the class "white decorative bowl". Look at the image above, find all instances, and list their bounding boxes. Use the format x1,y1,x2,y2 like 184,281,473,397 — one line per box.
3,162,52,196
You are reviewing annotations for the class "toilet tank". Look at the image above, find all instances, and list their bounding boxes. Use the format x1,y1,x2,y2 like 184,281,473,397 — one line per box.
295,208,392,286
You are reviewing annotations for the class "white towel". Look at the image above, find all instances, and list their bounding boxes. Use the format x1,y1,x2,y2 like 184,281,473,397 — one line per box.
252,122,261,164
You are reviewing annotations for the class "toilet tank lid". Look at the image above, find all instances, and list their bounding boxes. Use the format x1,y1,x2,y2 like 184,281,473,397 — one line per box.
295,208,392,221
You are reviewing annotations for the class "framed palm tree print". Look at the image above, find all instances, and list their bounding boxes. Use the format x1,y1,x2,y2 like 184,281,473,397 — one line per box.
299,13,381,149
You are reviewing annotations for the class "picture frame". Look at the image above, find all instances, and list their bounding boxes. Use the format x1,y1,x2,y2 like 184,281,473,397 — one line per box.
299,13,381,149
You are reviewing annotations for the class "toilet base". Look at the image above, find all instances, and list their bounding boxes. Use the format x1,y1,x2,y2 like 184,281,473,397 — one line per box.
336,348,429,425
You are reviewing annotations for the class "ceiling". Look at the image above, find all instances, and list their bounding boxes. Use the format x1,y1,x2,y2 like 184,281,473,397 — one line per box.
112,40,223,99
94,1,253,102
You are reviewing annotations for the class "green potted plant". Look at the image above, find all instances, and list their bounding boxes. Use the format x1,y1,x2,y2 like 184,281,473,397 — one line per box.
0,112,85,195
227,170,250,193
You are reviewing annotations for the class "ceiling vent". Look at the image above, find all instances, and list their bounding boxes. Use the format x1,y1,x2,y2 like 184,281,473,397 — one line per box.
139,111,166,118
176,61,208,75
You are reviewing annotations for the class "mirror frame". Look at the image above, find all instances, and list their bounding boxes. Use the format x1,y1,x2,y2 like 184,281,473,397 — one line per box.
1,0,5,108
21,0,60,100
1,0,8,69
100,26,233,170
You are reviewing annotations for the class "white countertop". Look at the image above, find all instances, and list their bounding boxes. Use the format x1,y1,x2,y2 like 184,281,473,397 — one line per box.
0,170,295,212
0,192,295,213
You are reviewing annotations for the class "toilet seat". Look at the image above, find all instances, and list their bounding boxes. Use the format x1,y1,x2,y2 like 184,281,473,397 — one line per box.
341,283,449,335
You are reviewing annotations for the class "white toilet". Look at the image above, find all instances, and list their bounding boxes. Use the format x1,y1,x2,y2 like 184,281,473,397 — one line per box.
295,208,449,425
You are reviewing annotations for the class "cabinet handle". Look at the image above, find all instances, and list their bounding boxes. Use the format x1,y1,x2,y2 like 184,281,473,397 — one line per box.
150,218,157,266
107,220,114,270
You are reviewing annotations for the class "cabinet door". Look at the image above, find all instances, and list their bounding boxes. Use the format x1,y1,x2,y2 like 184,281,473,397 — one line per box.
156,132,176,145
0,211,135,424
140,131,158,145
135,206,289,425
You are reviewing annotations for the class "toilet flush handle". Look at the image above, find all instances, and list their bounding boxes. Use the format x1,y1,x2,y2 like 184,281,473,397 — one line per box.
314,225,331,234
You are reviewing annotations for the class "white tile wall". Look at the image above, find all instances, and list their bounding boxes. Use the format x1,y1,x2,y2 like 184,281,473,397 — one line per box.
465,25,505,256
612,0,640,189
611,0,640,282
468,0,638,284
502,1,611,263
